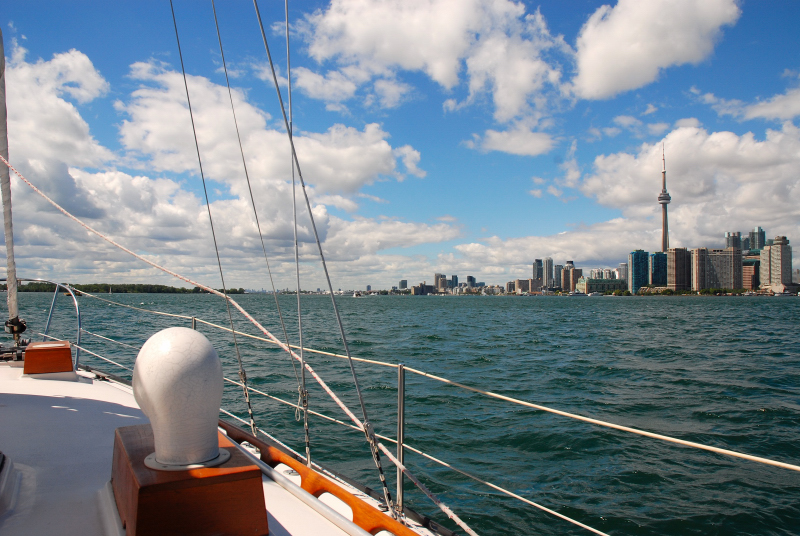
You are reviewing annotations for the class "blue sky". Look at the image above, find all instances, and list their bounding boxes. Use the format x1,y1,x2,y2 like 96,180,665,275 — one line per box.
2,0,799,289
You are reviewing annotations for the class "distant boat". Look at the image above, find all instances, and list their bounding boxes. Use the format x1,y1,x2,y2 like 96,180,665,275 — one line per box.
353,291,363,297
569,291,587,297
587,292,602,297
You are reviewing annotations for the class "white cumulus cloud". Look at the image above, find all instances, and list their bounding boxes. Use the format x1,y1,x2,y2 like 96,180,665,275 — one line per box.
573,0,740,99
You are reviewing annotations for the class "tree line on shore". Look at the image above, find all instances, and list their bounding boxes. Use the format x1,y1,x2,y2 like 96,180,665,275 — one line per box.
0,282,245,294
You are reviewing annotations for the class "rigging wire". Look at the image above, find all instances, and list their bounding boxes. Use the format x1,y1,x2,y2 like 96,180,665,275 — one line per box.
209,0,300,390
282,0,311,468
251,0,396,517
169,0,258,436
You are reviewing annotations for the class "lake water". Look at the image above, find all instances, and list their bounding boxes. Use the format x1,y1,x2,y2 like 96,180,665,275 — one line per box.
9,292,800,535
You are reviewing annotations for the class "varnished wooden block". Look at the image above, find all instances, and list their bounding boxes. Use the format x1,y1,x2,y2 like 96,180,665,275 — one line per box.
23,341,73,374
111,424,268,536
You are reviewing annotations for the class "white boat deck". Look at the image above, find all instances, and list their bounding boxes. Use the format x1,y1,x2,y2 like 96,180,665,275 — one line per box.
0,363,426,536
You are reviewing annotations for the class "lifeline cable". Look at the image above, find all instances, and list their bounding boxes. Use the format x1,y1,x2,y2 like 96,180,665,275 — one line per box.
251,0,396,517
170,0,257,436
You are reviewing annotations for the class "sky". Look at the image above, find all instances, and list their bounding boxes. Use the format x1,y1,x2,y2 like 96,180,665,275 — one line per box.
1,0,799,290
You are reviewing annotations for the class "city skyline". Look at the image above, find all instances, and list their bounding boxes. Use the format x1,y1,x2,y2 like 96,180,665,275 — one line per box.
1,2,799,291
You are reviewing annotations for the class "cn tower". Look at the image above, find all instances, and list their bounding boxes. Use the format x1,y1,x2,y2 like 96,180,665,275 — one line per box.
658,145,671,252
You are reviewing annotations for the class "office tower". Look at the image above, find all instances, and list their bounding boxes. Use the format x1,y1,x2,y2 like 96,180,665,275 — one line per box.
543,257,554,288
649,252,667,286
658,147,671,252
451,275,458,288
466,275,476,288
750,226,766,250
399,280,407,289
533,259,543,282
725,231,742,249
708,247,742,289
691,248,709,291
628,250,649,294
506,281,515,293
554,265,564,288
366,285,371,292
760,236,792,288
742,236,750,251
617,262,628,282
667,248,691,291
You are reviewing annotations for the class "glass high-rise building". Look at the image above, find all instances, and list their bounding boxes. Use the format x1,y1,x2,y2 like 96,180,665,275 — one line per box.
724,231,742,249
628,250,649,294
750,226,766,250
649,252,667,286
542,257,554,288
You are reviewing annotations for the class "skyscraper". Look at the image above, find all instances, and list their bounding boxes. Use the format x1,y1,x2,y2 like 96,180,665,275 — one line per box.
760,236,792,289
691,248,709,291
542,257,554,288
649,252,667,286
617,262,628,282
658,147,671,252
708,247,742,289
532,259,543,283
667,248,691,291
628,250,649,294
554,265,564,288
750,226,766,250
399,280,407,289
724,231,742,249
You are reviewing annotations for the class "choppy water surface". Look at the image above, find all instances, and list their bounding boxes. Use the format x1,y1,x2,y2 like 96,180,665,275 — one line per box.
11,293,800,535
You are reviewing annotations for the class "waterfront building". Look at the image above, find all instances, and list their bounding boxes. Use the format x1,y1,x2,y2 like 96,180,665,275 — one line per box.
466,275,476,288
532,259,543,284
691,248,709,290
602,268,615,279
543,257,554,288
742,257,760,290
561,266,583,293
399,280,407,289
513,279,530,295
411,283,436,295
366,285,371,292
628,250,649,294
658,147,671,252
760,236,793,290
434,273,446,291
506,281,515,293
451,275,458,288
724,232,741,249
708,247,742,289
750,226,766,250
554,265,564,289
649,252,667,286
617,262,628,282
575,277,626,294
667,248,691,291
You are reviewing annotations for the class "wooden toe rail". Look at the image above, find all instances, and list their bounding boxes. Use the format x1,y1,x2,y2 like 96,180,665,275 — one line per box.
220,421,420,536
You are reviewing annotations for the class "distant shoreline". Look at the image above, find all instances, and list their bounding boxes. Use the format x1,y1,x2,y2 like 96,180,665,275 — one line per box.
0,282,245,294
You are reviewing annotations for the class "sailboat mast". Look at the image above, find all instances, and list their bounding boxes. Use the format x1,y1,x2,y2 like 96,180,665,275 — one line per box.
0,28,23,343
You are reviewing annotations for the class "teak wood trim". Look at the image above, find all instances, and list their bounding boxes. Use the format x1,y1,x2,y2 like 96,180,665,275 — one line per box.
220,421,421,536
112,424,268,536
23,341,73,374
